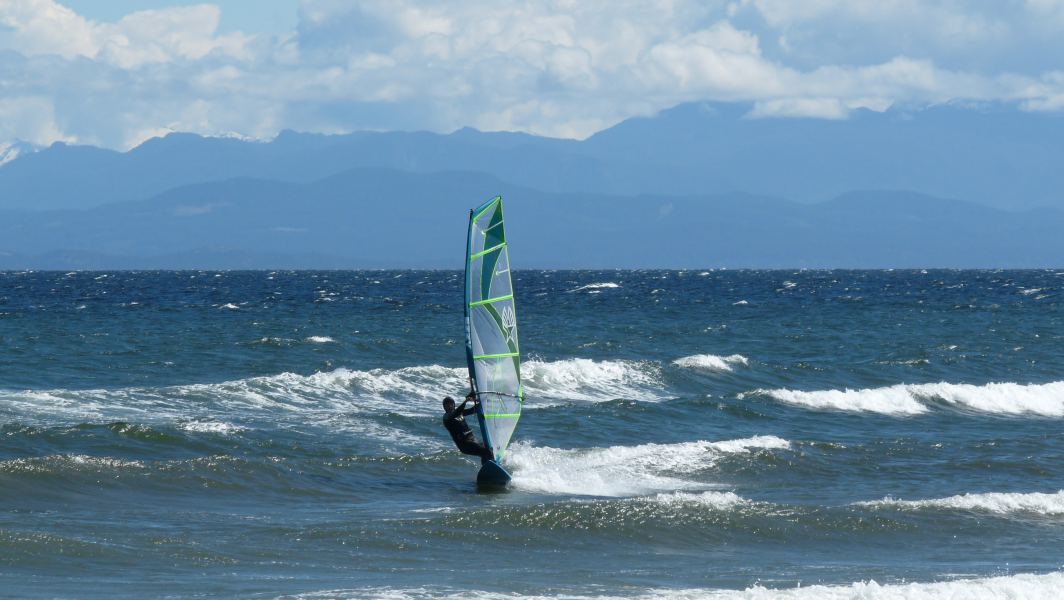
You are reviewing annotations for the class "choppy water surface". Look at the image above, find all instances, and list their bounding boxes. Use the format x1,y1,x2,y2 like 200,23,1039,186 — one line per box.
1,270,1062,599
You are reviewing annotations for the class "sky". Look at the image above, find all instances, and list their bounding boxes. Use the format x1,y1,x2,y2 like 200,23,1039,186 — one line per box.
58,0,300,35
1,0,1064,150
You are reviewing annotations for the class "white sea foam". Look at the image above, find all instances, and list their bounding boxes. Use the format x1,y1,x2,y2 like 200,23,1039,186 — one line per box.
0,359,668,431
178,420,245,435
219,303,240,310
282,572,1064,599
859,490,1064,516
568,282,620,292
756,380,1064,417
673,354,749,372
304,336,336,343
523,358,665,402
646,490,747,509
756,385,929,415
913,381,1064,416
504,436,789,497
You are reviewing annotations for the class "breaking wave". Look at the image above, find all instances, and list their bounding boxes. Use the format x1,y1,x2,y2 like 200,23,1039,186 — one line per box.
859,490,1064,516
753,380,1064,416
523,358,665,402
0,358,667,426
568,282,620,292
281,572,1064,599
503,436,790,497
753,386,929,415
673,354,749,372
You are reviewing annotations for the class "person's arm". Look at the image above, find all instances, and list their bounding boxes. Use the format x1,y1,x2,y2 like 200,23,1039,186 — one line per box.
462,393,478,415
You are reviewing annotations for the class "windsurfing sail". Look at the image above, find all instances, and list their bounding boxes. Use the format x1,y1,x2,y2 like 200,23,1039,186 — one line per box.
464,195,522,462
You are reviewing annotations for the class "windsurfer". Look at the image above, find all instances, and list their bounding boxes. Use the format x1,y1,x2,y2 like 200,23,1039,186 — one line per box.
442,393,494,463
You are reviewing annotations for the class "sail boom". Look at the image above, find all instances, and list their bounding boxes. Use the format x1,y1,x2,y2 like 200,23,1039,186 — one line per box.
469,294,514,307
473,352,519,360
470,242,506,260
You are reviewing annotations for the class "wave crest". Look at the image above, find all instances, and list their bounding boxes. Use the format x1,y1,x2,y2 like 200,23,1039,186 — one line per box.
523,358,664,402
0,359,667,427
755,385,928,415
504,436,790,497
284,572,1064,599
859,490,1064,516
755,380,1064,416
673,354,749,372
568,282,620,292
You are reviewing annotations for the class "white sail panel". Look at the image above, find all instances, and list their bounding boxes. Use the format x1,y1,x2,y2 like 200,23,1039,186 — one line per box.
464,196,522,459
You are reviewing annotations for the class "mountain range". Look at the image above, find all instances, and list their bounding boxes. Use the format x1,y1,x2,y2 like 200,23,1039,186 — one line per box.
1,101,1062,268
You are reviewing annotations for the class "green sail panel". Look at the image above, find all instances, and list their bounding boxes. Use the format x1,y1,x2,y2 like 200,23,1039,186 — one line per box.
464,196,522,460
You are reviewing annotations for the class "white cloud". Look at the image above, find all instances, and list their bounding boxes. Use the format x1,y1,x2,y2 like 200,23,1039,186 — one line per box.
749,97,848,119
1,0,1064,149
0,0,97,58
0,0,250,68
0,96,76,146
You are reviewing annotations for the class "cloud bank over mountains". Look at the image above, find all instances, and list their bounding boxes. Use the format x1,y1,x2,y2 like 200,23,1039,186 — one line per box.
2,0,1064,149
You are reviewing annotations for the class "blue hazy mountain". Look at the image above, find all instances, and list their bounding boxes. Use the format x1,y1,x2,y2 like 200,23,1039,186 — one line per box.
2,101,1063,211
0,129,583,211
1,169,1061,269
582,102,1064,208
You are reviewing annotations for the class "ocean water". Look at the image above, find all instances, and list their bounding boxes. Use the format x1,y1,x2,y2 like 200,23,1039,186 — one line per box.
1,270,1062,599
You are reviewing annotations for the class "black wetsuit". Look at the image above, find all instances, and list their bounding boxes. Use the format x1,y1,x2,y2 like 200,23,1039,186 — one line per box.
443,400,494,463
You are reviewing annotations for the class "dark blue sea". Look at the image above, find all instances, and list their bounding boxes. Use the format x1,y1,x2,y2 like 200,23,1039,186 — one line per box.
1,270,1062,599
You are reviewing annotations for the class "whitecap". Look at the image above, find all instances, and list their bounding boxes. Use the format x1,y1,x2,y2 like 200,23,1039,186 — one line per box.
305,336,336,343
504,436,789,497
859,490,1064,516
754,380,1064,417
753,385,929,415
673,354,748,372
522,358,666,403
0,359,669,439
912,381,1064,416
279,569,1064,600
568,282,620,292
178,420,245,435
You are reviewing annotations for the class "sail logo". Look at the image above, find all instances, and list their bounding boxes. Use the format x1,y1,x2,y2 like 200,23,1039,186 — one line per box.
501,305,517,344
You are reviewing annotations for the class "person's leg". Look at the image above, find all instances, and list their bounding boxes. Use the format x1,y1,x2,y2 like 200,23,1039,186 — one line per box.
458,439,494,463
456,439,480,456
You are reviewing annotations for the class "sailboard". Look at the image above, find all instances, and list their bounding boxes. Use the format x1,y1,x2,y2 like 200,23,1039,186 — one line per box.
464,195,522,487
